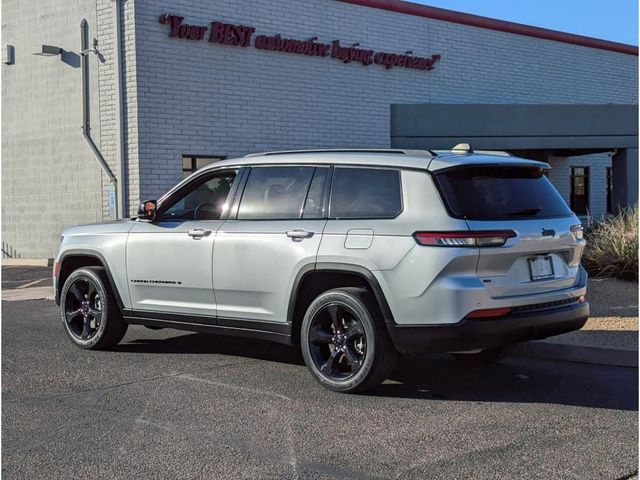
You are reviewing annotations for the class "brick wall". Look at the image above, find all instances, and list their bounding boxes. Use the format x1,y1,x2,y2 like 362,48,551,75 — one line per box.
1,0,103,258
130,0,637,201
547,153,613,218
2,0,637,257
96,0,140,218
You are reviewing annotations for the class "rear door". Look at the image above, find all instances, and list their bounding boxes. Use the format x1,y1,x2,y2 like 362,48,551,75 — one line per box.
213,165,329,323
434,164,585,297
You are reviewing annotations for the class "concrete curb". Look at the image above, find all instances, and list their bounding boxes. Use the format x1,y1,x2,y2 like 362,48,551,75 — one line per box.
2,258,53,267
515,340,638,368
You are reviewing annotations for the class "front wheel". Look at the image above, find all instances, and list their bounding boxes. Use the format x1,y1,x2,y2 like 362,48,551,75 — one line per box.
300,287,396,393
59,267,128,350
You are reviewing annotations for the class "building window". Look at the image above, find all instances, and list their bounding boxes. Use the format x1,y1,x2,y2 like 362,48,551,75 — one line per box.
182,155,224,178
606,167,613,214
570,167,589,215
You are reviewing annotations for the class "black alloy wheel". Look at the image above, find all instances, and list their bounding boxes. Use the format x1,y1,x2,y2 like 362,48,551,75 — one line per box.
301,287,397,393
59,267,128,350
64,277,103,341
308,303,367,380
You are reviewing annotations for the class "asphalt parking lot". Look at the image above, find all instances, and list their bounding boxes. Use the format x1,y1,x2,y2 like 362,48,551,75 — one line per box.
1,265,52,290
2,298,638,480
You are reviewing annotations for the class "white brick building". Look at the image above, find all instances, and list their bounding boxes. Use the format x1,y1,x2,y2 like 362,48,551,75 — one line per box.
2,0,638,258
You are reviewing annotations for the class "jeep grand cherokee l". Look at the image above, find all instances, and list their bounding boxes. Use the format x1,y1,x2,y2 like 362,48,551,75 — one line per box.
54,148,589,393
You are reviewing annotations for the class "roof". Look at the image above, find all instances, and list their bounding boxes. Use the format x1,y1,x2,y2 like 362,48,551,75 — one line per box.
338,0,638,56
201,150,548,172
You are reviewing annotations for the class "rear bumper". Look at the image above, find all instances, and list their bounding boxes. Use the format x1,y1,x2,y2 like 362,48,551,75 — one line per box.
387,301,589,355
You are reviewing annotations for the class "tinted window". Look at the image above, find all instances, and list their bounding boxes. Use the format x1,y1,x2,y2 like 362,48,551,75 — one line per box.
159,170,237,221
330,168,402,219
303,167,329,219
238,166,315,220
435,165,572,220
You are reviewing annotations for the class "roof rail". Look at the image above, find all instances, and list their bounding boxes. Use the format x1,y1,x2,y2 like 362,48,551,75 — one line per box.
244,148,435,157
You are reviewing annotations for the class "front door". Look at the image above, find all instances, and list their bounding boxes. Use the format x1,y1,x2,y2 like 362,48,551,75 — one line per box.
126,168,238,317
213,165,329,323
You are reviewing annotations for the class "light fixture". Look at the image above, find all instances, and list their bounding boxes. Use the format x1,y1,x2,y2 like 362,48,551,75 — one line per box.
3,44,15,64
33,45,62,57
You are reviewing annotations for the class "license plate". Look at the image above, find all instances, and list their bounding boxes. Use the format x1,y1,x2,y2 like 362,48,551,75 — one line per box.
528,255,554,281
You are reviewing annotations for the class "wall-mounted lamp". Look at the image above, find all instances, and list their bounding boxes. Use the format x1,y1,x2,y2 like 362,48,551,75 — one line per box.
3,45,15,64
33,45,62,57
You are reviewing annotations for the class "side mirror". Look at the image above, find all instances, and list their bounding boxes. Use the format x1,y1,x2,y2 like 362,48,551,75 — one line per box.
137,200,157,221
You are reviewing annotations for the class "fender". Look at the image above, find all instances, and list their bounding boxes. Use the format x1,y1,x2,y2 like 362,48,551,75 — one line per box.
287,262,396,325
56,249,125,310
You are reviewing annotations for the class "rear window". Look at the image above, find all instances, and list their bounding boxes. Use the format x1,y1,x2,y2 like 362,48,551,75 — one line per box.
435,165,572,220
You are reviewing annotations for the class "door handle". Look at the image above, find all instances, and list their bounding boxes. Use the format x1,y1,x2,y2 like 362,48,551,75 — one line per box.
187,228,212,239
286,229,314,240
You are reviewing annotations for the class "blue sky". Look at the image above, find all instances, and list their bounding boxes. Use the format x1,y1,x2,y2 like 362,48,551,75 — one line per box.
415,0,638,46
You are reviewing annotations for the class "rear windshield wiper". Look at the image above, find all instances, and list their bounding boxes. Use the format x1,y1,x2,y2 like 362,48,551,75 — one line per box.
508,208,541,216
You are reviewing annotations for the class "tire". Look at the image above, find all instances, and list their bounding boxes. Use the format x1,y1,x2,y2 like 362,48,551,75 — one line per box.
451,346,509,366
300,287,397,393
59,266,128,350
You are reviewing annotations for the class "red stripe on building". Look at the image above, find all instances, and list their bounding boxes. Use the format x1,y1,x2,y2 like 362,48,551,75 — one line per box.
338,0,638,56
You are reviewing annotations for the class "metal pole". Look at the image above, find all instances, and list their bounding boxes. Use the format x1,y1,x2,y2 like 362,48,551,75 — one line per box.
112,1,127,218
80,19,120,218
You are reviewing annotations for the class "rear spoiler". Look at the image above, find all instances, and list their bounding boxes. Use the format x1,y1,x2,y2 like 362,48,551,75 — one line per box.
427,157,550,173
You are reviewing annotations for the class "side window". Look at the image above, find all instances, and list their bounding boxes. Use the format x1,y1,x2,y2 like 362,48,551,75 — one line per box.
237,166,315,220
330,167,402,219
159,170,237,221
303,167,330,219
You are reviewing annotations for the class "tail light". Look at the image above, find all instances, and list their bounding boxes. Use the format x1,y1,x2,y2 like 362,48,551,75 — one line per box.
413,230,516,247
53,261,60,279
465,307,512,319
570,224,584,240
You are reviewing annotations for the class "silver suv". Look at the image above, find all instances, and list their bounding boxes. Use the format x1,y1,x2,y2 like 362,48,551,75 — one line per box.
54,148,589,393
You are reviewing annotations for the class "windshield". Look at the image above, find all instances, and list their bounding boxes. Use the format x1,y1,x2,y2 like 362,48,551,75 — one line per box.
434,165,573,220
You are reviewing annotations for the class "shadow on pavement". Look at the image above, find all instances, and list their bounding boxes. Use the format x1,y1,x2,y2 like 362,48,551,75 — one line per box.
113,331,637,412
372,355,638,412
113,331,305,365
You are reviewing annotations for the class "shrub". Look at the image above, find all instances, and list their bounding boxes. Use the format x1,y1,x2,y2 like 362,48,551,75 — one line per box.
582,205,638,281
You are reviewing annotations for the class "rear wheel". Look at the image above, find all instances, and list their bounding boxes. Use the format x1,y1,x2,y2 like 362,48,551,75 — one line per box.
59,267,128,350
301,287,396,393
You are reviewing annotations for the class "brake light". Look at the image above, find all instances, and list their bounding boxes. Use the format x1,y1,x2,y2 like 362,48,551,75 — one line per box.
465,307,512,319
413,230,516,247
570,224,584,240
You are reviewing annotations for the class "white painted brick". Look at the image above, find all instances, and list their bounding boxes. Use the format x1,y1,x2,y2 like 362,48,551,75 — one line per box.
2,0,637,257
